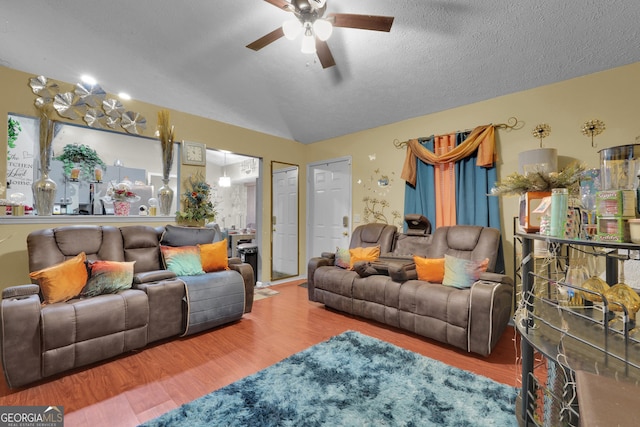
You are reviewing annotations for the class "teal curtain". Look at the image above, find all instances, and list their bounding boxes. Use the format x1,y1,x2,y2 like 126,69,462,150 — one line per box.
403,137,435,232
454,131,505,273
403,131,504,272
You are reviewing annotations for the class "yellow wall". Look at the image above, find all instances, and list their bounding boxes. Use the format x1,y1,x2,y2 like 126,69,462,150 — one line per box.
0,66,307,287
306,62,640,278
2,62,640,288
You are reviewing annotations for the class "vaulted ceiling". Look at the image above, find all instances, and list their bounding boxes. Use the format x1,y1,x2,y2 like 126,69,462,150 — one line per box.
1,1,639,144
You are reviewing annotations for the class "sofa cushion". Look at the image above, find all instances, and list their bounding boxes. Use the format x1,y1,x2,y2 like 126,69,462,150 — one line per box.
160,224,217,247
335,247,351,269
442,255,489,289
414,256,444,283
161,246,205,276
198,239,229,272
81,260,135,297
120,226,163,273
349,246,380,269
29,252,88,304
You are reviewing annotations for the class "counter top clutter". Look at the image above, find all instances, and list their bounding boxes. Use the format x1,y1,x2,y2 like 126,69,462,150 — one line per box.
0,224,254,388
307,216,513,356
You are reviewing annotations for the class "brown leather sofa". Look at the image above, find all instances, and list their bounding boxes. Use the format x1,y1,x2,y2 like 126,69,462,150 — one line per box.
307,221,513,356
0,224,254,388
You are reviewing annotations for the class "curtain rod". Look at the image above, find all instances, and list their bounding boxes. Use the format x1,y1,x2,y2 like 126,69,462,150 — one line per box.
393,116,521,149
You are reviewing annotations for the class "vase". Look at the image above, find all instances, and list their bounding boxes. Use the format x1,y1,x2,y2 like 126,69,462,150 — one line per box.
157,178,174,216
114,201,131,216
32,172,57,216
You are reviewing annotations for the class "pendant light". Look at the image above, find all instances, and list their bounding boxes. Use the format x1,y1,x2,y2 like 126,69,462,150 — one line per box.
219,152,231,187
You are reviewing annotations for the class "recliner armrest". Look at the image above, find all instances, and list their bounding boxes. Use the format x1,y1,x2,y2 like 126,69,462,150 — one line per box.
320,252,336,260
478,271,514,287
133,270,177,284
386,262,417,282
228,262,254,313
307,256,334,301
2,284,40,299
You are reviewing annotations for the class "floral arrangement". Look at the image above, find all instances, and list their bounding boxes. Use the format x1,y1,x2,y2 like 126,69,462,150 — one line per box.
491,162,587,197
176,173,217,224
104,182,140,203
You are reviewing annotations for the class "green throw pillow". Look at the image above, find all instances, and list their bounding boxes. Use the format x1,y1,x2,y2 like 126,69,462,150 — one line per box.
81,260,135,297
161,245,205,276
335,247,351,269
442,254,489,289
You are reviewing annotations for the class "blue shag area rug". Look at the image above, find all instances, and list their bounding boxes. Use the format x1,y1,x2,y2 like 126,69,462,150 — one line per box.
142,331,519,426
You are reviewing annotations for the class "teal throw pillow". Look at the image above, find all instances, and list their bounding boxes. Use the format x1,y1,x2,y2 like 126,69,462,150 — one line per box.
335,247,351,269
161,245,205,276
442,254,489,289
81,260,135,297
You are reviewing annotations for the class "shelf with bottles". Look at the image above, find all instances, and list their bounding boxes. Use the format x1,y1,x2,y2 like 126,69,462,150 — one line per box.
517,233,640,426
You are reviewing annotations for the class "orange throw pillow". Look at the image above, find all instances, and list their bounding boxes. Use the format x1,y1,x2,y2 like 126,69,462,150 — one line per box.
29,252,88,304
413,256,445,283
198,239,229,272
349,246,380,270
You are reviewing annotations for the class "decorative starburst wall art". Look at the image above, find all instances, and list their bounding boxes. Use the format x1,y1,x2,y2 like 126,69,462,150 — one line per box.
581,119,606,148
531,123,551,147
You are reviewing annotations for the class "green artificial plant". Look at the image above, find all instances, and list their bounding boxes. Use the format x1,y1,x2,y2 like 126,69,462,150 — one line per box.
54,143,106,180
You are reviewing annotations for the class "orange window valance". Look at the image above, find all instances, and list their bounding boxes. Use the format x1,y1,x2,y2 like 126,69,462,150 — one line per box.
401,125,496,186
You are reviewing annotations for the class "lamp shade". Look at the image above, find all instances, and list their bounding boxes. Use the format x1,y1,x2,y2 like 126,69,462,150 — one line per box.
518,148,558,175
301,33,316,54
218,175,231,188
283,19,302,40
313,19,333,41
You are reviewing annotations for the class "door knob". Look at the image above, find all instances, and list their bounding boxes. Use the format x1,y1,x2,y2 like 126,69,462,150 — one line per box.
343,231,348,236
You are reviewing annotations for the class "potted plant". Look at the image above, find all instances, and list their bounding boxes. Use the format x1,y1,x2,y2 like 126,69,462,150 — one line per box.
54,143,106,181
176,173,217,226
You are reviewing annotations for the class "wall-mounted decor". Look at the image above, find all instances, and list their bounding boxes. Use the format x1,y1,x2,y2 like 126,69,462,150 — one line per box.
29,75,147,135
182,141,206,166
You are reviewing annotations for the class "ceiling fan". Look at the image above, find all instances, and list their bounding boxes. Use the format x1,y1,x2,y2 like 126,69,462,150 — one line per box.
246,0,394,69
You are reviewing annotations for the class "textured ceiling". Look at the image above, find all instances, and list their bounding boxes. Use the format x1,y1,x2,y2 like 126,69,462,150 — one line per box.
1,1,639,144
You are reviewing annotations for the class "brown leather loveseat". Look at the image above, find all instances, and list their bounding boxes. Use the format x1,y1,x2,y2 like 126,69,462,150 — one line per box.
0,224,254,388
307,220,513,356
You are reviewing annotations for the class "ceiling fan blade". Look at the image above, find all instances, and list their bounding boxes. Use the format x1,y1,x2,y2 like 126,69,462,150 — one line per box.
246,27,285,51
328,13,394,32
316,39,336,69
263,0,290,10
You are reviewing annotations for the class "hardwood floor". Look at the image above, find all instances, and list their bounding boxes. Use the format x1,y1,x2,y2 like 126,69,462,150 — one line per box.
0,280,521,426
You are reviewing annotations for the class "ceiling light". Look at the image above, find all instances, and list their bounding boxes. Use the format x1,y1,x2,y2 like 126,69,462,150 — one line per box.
283,19,302,40
118,92,131,100
301,23,316,54
219,152,231,187
80,74,97,86
313,19,333,41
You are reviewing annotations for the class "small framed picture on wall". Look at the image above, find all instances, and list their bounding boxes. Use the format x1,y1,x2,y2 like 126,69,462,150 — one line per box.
182,141,206,166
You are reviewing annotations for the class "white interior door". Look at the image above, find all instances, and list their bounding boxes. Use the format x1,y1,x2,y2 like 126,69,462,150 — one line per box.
272,166,298,279
307,158,352,265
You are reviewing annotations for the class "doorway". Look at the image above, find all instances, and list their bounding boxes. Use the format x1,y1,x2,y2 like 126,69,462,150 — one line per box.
271,162,299,281
307,157,352,267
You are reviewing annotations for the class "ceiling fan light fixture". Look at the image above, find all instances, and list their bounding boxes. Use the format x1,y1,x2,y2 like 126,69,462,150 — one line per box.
313,19,333,41
309,0,326,9
282,19,302,40
301,24,316,54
